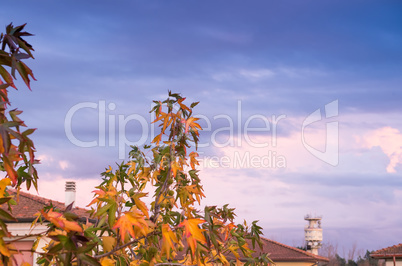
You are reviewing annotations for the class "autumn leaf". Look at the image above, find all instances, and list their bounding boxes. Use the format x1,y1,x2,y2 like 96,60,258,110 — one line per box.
0,178,11,197
189,152,199,170
178,219,206,255
41,208,83,233
228,244,241,259
102,236,116,252
171,160,181,177
177,98,190,111
127,161,136,175
161,224,178,259
185,184,205,205
3,156,18,185
106,166,112,173
0,238,10,257
152,133,162,145
112,208,149,241
131,192,149,218
183,117,201,134
100,257,115,266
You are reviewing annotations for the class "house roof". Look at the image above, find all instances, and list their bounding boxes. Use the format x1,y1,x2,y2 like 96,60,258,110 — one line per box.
1,191,329,263
245,237,329,263
371,243,402,259
2,189,90,222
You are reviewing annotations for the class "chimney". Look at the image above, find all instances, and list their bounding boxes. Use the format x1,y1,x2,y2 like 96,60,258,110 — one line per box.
65,181,76,208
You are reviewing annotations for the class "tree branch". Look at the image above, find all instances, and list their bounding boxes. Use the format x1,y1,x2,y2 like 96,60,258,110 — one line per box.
93,230,160,259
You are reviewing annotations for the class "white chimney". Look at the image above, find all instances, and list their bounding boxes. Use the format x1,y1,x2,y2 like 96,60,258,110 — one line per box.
65,181,76,208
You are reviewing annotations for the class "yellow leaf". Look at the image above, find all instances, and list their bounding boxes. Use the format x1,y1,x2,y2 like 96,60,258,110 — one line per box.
106,166,112,173
132,193,149,218
152,134,162,145
228,245,240,259
0,239,10,257
161,224,178,259
127,161,136,175
171,161,181,177
100,257,116,266
0,135,4,154
0,178,11,197
102,236,116,252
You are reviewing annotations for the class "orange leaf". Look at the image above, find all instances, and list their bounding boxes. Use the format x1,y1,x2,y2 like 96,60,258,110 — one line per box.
184,117,201,134
178,219,206,254
189,152,199,170
41,208,82,233
63,220,83,232
152,134,162,145
177,98,190,111
132,192,149,219
112,209,149,242
161,224,178,259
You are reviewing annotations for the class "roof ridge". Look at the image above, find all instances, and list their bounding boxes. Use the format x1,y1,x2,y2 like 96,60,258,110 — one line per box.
7,189,88,212
372,243,402,254
260,236,329,261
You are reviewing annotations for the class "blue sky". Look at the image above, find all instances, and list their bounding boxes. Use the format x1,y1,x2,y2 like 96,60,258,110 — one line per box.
2,1,402,254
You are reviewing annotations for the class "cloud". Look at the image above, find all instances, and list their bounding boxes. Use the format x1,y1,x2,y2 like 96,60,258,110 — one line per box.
59,160,69,170
363,127,402,173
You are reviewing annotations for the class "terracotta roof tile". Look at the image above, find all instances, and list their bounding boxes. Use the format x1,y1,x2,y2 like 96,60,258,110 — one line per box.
205,236,328,263
371,243,402,258
241,237,329,262
1,189,90,222
1,191,329,263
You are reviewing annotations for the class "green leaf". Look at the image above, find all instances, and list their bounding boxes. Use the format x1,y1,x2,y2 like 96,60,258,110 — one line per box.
64,211,79,221
0,197,11,205
94,202,112,217
0,208,16,221
190,102,199,108
78,253,101,266
58,235,76,250
108,202,117,227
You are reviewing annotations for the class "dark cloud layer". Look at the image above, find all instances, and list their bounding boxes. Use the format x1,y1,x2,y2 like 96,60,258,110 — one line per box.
1,0,401,252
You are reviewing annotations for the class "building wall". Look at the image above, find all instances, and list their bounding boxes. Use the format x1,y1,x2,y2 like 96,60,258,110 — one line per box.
6,222,49,266
385,258,402,266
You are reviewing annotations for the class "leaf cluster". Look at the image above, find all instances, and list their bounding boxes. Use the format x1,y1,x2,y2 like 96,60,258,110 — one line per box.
0,23,39,265
0,24,271,266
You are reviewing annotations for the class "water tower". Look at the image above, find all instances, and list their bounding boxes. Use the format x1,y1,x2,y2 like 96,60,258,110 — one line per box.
304,214,323,255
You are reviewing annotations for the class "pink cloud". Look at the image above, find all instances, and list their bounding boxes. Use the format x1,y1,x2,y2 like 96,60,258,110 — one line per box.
363,127,402,173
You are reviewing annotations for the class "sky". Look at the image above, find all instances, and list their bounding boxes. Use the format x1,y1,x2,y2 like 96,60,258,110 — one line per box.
1,0,402,255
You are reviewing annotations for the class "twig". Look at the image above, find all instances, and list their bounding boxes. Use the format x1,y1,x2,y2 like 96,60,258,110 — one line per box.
5,231,47,244
93,230,160,259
